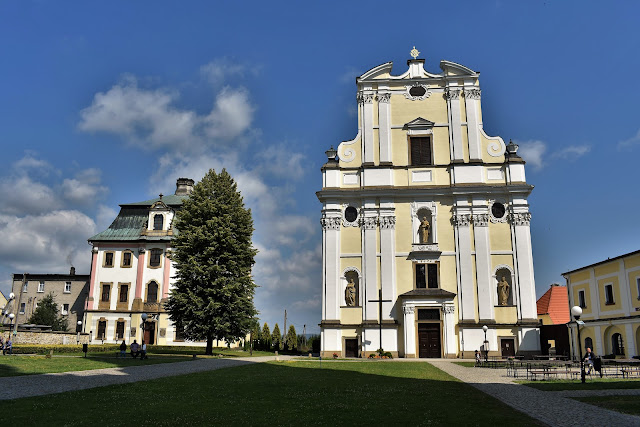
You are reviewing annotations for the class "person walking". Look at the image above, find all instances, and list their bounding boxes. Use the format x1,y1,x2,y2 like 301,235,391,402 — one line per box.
140,342,148,360
3,338,12,355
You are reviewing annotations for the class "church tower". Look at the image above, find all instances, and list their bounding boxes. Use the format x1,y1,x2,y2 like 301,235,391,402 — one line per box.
318,48,540,358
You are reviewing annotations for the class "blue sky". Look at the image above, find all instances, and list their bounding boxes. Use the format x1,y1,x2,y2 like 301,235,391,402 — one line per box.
1,1,639,334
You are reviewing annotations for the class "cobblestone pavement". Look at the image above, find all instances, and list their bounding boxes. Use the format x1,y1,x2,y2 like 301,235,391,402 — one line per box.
429,360,640,427
0,355,296,401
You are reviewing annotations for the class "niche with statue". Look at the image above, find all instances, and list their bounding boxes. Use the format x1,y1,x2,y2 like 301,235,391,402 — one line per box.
416,208,433,245
495,268,513,306
344,271,360,307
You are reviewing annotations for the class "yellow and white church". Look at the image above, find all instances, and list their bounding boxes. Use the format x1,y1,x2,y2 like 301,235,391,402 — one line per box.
317,48,540,358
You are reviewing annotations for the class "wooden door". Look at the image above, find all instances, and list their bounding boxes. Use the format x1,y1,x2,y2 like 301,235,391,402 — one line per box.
501,339,515,357
418,323,441,358
345,339,358,358
144,322,155,345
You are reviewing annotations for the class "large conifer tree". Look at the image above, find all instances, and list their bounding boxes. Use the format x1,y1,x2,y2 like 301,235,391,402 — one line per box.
166,169,258,355
28,293,68,331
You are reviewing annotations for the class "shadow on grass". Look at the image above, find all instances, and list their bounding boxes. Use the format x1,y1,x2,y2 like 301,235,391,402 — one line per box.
0,361,542,426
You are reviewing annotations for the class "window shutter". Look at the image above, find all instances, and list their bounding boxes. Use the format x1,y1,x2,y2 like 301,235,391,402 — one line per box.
411,137,432,166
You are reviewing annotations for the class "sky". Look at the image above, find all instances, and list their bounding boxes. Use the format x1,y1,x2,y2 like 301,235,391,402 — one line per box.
0,1,639,335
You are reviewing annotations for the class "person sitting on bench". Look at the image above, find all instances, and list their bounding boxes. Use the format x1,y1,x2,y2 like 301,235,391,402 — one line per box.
130,340,140,358
584,347,595,374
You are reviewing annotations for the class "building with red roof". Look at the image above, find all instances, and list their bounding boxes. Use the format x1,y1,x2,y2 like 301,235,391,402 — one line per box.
537,283,570,325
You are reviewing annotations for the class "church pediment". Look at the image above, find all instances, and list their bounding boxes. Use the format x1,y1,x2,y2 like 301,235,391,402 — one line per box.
399,289,456,299
403,117,435,130
440,60,478,77
150,200,169,210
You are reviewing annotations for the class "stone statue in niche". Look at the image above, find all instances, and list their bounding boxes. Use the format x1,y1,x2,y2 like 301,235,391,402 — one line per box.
419,217,430,243
497,276,510,306
345,278,357,307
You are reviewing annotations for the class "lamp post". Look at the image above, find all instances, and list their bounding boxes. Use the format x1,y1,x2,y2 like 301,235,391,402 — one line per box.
8,313,15,337
141,313,148,346
77,320,82,344
482,325,489,362
571,306,585,384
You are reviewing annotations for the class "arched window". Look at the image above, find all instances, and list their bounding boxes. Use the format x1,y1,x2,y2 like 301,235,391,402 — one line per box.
612,333,624,356
153,214,164,230
147,281,158,303
584,337,593,352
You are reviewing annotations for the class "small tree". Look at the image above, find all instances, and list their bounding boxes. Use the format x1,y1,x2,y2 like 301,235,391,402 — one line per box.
271,323,282,351
28,293,68,331
250,321,261,351
261,323,271,351
285,325,297,351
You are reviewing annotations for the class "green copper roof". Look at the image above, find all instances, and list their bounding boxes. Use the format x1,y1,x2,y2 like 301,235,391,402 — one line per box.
89,194,188,242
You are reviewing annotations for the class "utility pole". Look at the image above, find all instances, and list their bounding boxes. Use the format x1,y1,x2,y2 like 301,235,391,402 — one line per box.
283,310,287,343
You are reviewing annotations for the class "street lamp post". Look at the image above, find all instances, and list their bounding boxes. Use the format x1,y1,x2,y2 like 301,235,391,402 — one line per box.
482,325,489,362
77,320,82,344
571,306,585,384
8,313,15,337
141,313,148,346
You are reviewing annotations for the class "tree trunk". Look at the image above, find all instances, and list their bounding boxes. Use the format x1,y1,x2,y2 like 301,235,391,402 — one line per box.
206,334,213,355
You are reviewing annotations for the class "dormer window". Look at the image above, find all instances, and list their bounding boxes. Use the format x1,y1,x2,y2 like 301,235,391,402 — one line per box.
153,214,164,230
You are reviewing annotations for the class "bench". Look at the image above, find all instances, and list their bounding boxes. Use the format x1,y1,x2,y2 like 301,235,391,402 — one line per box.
529,369,560,381
622,368,640,379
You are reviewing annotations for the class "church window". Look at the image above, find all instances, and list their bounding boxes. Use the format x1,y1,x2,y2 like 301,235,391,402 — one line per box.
101,284,111,302
121,251,133,268
491,203,506,219
104,251,114,268
604,284,614,305
410,137,432,166
153,214,164,230
415,264,438,289
417,309,440,320
578,290,586,308
584,337,593,351
147,281,158,303
409,86,427,97
149,249,162,268
344,206,358,223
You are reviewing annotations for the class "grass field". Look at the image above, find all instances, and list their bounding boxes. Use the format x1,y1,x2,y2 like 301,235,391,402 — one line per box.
572,395,640,416
0,348,273,377
0,361,542,426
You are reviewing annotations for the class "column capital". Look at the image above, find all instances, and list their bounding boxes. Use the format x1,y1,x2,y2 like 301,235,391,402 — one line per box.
379,216,396,229
453,214,472,227
403,305,414,314
321,217,341,230
360,217,378,230
473,213,489,227
464,88,481,99
444,88,461,100
509,212,532,226
377,92,391,103
357,92,374,104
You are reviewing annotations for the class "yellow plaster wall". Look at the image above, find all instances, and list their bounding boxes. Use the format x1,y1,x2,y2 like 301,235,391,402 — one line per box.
340,307,363,325
630,270,640,310
433,128,451,165
480,134,506,164
341,327,358,337
594,262,619,277
395,203,413,253
598,276,622,312
438,201,455,252
491,255,514,271
495,306,518,324
341,227,361,254
569,270,590,283
439,257,458,294
396,257,413,295
391,130,409,165
338,135,362,168
624,254,640,269
602,325,626,355
489,222,512,251
538,314,552,326
391,96,448,128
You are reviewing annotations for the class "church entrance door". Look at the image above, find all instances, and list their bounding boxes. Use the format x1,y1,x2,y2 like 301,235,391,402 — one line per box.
345,339,358,358
501,338,515,357
144,322,156,345
418,323,441,358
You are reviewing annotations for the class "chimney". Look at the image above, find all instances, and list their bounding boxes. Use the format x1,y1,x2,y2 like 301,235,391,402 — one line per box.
175,178,194,196
70,266,76,276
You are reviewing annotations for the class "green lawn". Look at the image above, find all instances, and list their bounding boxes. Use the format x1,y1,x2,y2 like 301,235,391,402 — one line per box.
0,361,542,426
520,378,640,391
573,395,640,416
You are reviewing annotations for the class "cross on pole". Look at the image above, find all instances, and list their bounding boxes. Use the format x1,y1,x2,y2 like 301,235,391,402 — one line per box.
368,288,391,352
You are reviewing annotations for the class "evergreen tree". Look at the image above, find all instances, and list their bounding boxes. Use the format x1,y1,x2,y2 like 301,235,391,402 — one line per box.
166,169,258,355
28,293,68,331
250,320,261,351
261,322,271,351
285,324,297,351
271,323,282,351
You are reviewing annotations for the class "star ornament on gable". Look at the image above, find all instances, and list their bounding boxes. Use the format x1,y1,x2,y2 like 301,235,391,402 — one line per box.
410,46,420,59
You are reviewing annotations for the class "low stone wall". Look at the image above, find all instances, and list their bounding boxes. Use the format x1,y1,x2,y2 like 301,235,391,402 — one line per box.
5,331,90,345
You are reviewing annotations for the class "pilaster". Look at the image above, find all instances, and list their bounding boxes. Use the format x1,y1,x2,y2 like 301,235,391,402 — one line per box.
377,89,392,164
403,305,416,357
472,206,493,321
453,204,474,322
464,88,482,161
358,89,375,164
445,87,463,162
379,199,396,320
362,202,378,321
321,214,341,320
510,211,537,320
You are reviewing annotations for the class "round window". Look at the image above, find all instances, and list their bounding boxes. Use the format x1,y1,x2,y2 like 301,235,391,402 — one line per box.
491,203,506,219
409,86,427,97
345,206,358,223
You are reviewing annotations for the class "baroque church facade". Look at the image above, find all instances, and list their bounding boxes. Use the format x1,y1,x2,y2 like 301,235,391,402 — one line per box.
318,49,540,358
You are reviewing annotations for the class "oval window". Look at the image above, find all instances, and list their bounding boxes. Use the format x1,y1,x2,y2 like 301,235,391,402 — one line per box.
345,206,358,223
491,203,506,219
409,86,427,97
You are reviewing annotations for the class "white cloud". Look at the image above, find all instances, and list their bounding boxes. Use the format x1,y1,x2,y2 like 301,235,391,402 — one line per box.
292,296,321,310
61,168,108,205
254,144,306,180
516,140,547,170
0,210,96,272
78,76,255,151
200,59,247,87
96,204,118,232
617,128,640,150
552,145,591,159
0,175,60,215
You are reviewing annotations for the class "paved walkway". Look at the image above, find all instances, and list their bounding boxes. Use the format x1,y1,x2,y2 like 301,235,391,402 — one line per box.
0,355,295,401
429,360,640,427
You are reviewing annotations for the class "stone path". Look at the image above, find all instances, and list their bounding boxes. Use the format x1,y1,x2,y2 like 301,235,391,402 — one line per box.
429,360,640,427
0,355,295,401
